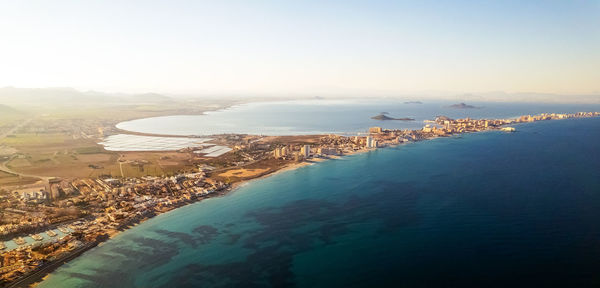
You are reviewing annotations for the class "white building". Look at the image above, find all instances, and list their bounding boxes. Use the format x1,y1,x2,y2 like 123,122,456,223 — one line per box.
301,145,311,158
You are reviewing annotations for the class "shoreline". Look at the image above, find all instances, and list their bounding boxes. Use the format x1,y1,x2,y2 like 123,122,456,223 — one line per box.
4,131,477,286
8,114,599,287
16,152,359,287
112,98,299,138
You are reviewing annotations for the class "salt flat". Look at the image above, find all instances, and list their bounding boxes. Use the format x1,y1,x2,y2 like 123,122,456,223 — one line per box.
99,134,212,151
194,145,232,157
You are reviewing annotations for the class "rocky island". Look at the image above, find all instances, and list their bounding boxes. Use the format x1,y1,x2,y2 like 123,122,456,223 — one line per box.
447,103,480,109
370,113,414,121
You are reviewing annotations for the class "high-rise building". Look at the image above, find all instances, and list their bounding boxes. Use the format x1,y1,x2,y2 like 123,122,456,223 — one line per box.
301,145,310,158
365,136,372,148
294,152,302,162
274,147,290,159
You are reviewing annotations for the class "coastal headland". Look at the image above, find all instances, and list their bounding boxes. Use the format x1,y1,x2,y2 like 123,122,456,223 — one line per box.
0,110,599,287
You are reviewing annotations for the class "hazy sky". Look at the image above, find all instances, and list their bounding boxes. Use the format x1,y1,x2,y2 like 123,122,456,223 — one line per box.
1,0,599,95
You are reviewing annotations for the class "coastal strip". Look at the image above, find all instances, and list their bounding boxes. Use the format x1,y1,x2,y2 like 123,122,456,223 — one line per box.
1,111,598,287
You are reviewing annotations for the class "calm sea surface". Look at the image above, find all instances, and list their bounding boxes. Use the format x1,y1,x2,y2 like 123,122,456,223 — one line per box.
116,99,600,135
40,116,600,287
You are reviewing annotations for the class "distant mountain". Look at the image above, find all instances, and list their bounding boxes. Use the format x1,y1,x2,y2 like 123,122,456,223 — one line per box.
0,104,22,119
404,101,423,104
0,104,19,114
446,103,480,109
370,113,414,121
449,92,600,104
0,87,172,107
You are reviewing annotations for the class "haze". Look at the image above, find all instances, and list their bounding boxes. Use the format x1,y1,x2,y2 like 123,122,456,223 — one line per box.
1,0,599,98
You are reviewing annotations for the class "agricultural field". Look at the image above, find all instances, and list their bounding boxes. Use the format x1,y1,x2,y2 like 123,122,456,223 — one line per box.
0,104,218,182
117,151,197,178
1,133,199,179
0,133,120,178
0,171,38,186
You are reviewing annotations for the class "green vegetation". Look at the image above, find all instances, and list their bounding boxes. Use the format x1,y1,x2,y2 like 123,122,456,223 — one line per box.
0,133,70,146
75,146,105,154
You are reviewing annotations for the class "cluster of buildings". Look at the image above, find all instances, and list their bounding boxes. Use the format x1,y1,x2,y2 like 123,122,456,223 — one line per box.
517,112,598,122
272,144,313,160
0,232,82,285
431,112,600,135
0,169,229,285
272,112,600,162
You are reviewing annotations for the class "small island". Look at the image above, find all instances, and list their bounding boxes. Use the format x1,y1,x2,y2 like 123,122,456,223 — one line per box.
447,103,480,109
371,113,414,121
404,101,423,104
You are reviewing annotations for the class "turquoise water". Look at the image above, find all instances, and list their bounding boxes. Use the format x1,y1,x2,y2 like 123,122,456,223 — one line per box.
116,99,600,135
39,117,600,287
2,228,72,252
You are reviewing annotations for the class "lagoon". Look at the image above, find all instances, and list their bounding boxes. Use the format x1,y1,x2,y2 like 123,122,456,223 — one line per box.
116,99,600,136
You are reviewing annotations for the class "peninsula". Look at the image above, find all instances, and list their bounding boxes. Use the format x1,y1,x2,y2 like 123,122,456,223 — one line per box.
1,111,599,287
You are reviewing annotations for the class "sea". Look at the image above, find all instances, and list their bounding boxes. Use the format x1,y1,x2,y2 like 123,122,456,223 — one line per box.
39,100,600,287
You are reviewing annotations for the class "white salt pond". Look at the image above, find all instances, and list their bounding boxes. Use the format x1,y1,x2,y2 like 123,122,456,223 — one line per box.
99,134,212,151
99,134,232,157
194,145,233,157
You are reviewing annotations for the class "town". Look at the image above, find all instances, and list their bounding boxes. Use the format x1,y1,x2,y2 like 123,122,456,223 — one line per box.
0,111,598,286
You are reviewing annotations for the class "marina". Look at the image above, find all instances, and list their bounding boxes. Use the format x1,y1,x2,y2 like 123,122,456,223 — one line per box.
2,228,73,252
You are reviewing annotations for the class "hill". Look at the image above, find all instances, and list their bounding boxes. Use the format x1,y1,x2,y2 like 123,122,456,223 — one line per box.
0,87,173,108
0,104,18,114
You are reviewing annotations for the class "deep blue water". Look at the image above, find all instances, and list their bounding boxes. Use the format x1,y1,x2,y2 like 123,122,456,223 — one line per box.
116,99,600,135
40,117,600,287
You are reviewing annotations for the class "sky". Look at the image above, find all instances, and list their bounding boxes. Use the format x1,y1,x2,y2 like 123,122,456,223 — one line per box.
0,0,599,96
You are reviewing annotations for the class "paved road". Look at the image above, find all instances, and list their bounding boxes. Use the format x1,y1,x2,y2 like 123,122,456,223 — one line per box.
0,156,52,182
